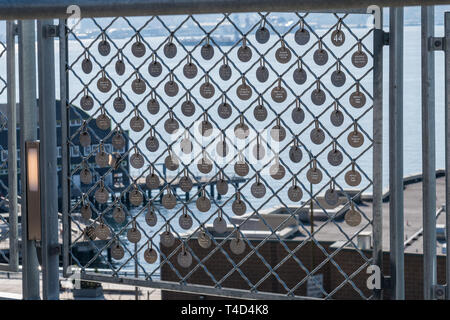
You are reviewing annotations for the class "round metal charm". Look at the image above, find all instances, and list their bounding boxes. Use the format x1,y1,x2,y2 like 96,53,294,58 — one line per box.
183,62,198,79
95,223,110,240
313,49,329,66
130,115,145,132
97,76,112,93
213,217,227,234
198,157,213,174
271,86,287,103
201,44,214,60
180,138,193,154
275,46,291,64
163,42,177,58
307,168,323,184
331,29,345,47
237,45,252,62
160,231,175,247
219,64,232,81
112,206,126,224
80,168,92,185
256,66,269,83
327,149,343,166
127,227,142,243
179,176,193,192
253,144,265,160
352,51,368,68
349,91,366,108
270,164,286,180
196,195,211,212
345,209,362,227
115,59,126,76
200,82,215,99
270,125,286,142
288,185,303,202
289,146,303,163
181,100,195,117
255,27,270,44
147,98,160,115
254,104,267,122
250,182,266,198
162,192,177,209
84,226,96,241
164,80,179,97
345,169,362,187
348,130,364,148
216,140,229,157
331,70,346,87
292,107,305,124
232,199,246,216
81,58,93,74
179,214,193,230
144,248,158,264
310,128,325,145
293,67,307,85
146,173,160,189
113,96,126,113
148,61,162,77
198,232,211,249
330,110,344,127
236,83,252,101
295,28,310,45
112,133,125,150
130,153,145,169
218,102,232,119
131,78,146,95
234,161,249,177
95,151,109,168
79,131,91,147
129,188,143,206
80,95,94,111
131,41,146,58
145,207,158,226
216,179,228,195
145,136,159,152
80,204,92,220
324,188,339,206
199,120,213,137
164,155,179,171
96,114,111,131
111,244,124,260
164,118,179,134
230,239,245,255
234,123,249,140
311,89,326,106
178,251,193,268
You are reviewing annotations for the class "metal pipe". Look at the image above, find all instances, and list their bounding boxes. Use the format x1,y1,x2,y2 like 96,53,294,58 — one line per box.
18,20,41,300
6,21,19,272
1,0,450,20
37,19,60,300
421,5,437,300
389,6,405,300
445,11,450,302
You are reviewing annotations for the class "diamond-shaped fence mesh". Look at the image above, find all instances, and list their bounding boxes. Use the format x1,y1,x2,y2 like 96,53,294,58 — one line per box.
62,11,380,299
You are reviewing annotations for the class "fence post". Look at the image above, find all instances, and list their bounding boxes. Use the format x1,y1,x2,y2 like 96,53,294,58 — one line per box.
389,6,405,300
444,11,450,301
37,19,60,300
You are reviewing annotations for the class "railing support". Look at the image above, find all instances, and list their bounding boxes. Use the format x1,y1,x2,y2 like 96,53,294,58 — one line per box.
445,11,450,301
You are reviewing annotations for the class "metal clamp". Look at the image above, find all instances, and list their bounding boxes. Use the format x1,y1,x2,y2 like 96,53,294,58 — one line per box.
430,37,445,51
433,284,447,300
44,24,60,38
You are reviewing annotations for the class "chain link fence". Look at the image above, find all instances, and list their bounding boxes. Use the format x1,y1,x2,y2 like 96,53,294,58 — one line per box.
62,10,381,299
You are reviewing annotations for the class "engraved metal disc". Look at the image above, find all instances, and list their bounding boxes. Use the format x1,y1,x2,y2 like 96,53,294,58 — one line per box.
254,105,267,122
96,114,111,131
178,251,193,268
163,43,177,58
130,115,145,132
255,27,270,44
131,78,146,95
164,155,179,171
130,153,145,169
131,41,146,58
148,61,162,77
324,189,339,206
327,149,343,166
331,70,346,87
199,120,213,137
345,170,362,187
234,161,249,177
181,100,195,117
144,248,158,263
180,138,193,154
219,64,232,81
311,89,326,106
349,91,366,108
250,182,266,198
80,95,94,111
270,164,286,180
330,110,344,127
164,81,179,97
161,231,175,247
237,46,252,62
198,157,213,174
256,66,269,83
293,68,307,85
234,123,250,140
236,84,252,101
145,208,158,226
313,49,329,66
95,223,110,240
213,217,227,234
292,107,305,124
127,228,142,243
112,133,125,150
95,151,109,168
216,179,228,195
84,226,96,241
307,168,323,184
200,82,215,99
79,131,91,147
288,186,303,202
218,102,232,119
113,206,126,224
183,62,198,79
113,96,126,113
162,193,177,209
80,168,92,185
81,58,93,74
331,29,345,47
289,146,303,163
146,173,160,189
80,204,92,220
216,140,229,157
271,86,287,103
115,60,125,76
345,209,362,227
270,125,286,142
129,189,143,206
232,199,246,216
198,232,211,249
230,239,245,255
275,47,291,64
145,136,159,152
179,214,193,230
352,51,368,68
201,44,214,60
348,131,364,148
111,244,124,260
147,98,160,115
196,196,211,212
310,128,325,145
164,118,179,134
294,29,310,45
97,76,112,93
179,176,193,193
253,144,265,160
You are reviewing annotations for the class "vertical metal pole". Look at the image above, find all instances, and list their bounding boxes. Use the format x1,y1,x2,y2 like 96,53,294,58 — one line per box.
18,20,40,300
37,20,59,300
389,6,405,300
444,11,450,301
421,5,437,300
372,10,384,300
6,21,19,272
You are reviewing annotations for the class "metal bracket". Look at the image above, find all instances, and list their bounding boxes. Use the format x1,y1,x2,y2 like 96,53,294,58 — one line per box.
430,37,445,51
12,23,19,36
383,31,390,46
382,275,391,289
44,24,60,38
433,284,447,300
